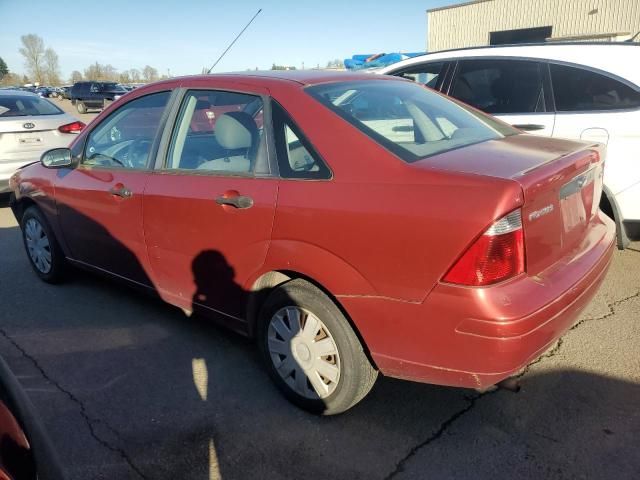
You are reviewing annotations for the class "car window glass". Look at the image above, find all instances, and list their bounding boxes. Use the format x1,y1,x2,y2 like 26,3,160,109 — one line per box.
451,60,545,114
397,62,445,89
307,80,517,163
90,84,99,93
272,101,331,179
166,90,265,174
0,95,63,117
550,63,640,112
83,91,170,169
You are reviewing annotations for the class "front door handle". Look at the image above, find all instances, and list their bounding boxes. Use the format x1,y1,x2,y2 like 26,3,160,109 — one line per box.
512,123,546,132
215,194,253,209
109,184,132,198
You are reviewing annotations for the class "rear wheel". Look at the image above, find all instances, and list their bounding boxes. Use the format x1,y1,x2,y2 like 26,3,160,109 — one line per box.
76,101,86,114
258,279,377,415
21,207,66,283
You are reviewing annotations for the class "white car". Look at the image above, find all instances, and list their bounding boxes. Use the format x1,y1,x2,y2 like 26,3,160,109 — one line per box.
0,90,84,194
379,43,640,248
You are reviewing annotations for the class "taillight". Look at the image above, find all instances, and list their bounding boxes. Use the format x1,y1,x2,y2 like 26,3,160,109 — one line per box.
444,210,525,286
58,121,85,134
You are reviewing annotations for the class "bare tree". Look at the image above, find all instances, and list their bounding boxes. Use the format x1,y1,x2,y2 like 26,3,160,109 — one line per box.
119,71,131,83
103,64,118,82
326,59,344,69
128,69,141,82
84,62,103,81
44,48,61,85
0,57,8,80
142,65,158,83
19,34,46,84
69,70,83,83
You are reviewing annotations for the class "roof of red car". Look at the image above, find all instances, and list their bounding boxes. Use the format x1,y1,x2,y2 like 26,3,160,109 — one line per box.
161,70,397,87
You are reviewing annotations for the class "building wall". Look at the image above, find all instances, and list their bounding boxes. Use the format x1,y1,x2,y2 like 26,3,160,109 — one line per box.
427,0,640,51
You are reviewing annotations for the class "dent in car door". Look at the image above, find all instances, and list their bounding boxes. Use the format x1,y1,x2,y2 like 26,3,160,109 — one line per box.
56,91,172,286
448,59,555,136
143,88,277,325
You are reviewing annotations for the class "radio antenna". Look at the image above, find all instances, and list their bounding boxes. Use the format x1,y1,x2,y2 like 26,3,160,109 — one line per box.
207,8,263,73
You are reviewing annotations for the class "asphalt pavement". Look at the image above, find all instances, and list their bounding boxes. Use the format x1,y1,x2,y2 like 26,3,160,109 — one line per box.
1,202,639,480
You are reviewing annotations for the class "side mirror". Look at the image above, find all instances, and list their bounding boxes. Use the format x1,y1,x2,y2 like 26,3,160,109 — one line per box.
41,148,73,168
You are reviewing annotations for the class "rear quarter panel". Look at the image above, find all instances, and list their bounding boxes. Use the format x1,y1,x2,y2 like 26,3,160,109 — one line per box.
266,84,523,301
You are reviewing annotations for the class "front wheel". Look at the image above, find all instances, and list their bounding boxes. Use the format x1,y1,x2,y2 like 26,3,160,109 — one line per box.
21,207,66,283
258,279,377,415
76,101,86,114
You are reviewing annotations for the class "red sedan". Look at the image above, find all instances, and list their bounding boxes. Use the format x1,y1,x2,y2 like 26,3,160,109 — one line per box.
8,71,615,414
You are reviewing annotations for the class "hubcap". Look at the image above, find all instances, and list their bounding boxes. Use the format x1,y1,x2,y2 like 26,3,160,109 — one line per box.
24,218,52,274
267,306,340,399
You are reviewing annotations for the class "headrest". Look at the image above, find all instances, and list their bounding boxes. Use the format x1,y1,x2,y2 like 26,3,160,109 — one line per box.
216,112,257,150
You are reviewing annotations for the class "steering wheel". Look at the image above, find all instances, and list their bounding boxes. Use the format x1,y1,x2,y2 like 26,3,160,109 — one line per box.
125,138,152,168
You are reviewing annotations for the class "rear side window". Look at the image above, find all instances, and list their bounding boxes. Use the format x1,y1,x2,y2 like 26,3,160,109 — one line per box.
166,90,265,174
451,59,546,114
307,80,517,163
394,62,445,90
550,63,640,112
271,101,331,179
0,95,63,117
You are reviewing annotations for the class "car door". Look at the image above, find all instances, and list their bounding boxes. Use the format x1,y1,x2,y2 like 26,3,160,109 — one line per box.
55,90,172,287
447,58,555,136
143,88,277,323
548,62,640,200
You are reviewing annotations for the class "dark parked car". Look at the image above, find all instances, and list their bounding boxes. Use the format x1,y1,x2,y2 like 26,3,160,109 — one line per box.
9,71,615,414
35,87,55,98
58,86,71,100
70,81,128,113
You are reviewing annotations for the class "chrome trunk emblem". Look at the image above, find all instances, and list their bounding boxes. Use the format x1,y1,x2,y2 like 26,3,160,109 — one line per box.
23,122,35,129
529,205,554,221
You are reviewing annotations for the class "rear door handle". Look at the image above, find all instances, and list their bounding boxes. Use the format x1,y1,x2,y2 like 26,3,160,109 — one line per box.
109,184,132,198
512,124,546,132
215,194,253,209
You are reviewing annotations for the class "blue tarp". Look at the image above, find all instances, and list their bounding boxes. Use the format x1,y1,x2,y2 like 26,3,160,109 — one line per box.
344,52,425,70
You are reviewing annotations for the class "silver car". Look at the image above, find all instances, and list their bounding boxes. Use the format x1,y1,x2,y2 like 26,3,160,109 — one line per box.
0,90,84,193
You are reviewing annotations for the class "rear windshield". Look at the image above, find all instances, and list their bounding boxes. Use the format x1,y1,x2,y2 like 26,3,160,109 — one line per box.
306,80,518,162
0,94,64,117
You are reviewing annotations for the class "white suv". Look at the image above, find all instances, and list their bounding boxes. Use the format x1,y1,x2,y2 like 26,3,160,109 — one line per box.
379,43,640,248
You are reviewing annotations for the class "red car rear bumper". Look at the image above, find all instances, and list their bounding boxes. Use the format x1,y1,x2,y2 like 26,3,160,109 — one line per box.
340,216,616,389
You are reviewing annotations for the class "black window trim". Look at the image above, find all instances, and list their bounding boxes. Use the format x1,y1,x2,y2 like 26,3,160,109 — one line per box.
445,57,553,116
546,59,640,115
389,61,453,92
154,87,276,179
79,89,175,172
435,55,640,115
270,99,332,181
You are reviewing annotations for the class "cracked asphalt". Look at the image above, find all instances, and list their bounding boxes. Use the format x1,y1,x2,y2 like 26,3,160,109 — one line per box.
0,205,639,480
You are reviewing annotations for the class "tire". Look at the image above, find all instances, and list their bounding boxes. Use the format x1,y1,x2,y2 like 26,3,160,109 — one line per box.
21,206,66,283
76,101,86,114
258,279,377,415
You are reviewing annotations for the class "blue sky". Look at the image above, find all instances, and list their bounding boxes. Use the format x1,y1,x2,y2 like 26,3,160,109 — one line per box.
0,0,466,79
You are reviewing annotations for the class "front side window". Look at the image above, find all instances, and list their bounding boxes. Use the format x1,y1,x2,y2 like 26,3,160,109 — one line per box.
166,90,265,174
83,91,170,169
550,63,640,112
451,59,546,114
307,80,517,163
395,62,445,90
0,95,63,117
